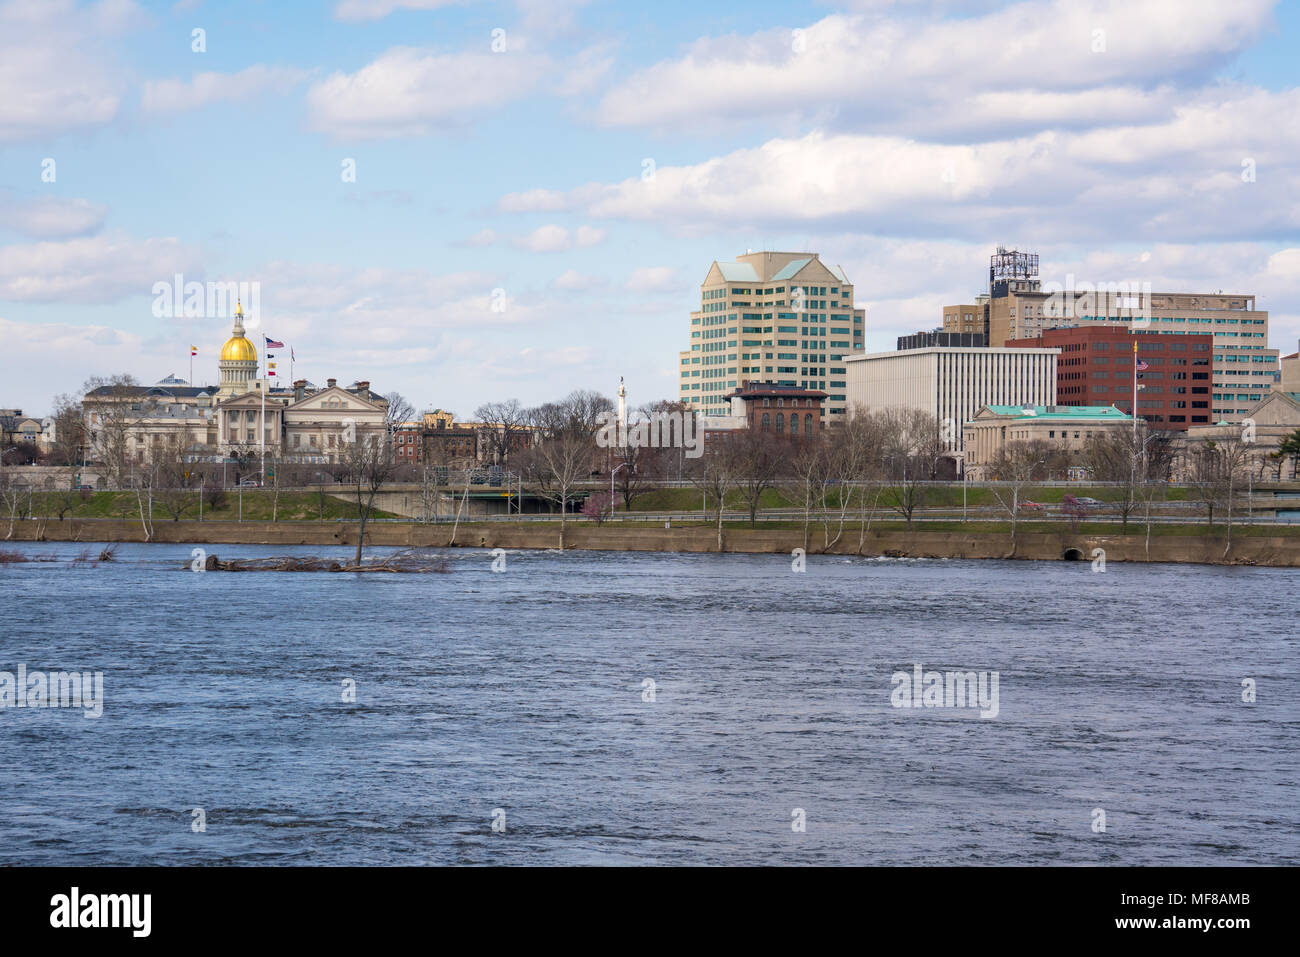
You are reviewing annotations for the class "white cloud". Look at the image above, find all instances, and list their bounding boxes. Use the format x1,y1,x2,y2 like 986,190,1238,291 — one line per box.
473,344,594,382
575,225,605,247
0,0,143,142
556,40,615,95
519,89,1300,244
306,47,550,139
511,224,606,251
498,188,571,213
554,268,604,290
0,315,175,408
0,195,108,239
594,0,1276,136
516,0,593,37
456,228,499,247
625,266,679,293
0,233,202,304
515,224,572,252
332,0,592,38
333,0,466,22
141,66,310,114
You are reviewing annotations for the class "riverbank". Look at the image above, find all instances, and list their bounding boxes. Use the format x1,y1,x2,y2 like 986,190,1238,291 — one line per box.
6,518,1298,566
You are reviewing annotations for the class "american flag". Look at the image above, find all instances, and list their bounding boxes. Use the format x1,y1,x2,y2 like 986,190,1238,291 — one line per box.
265,336,285,349
1136,357,1149,371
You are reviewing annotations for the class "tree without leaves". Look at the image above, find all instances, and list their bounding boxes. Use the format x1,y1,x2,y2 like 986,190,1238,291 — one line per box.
46,394,87,519
581,490,616,525
521,432,592,549
341,392,414,565
0,457,24,540
612,440,662,513
473,399,529,466
987,439,1053,558
152,432,198,521
819,412,882,552
1061,494,1087,532
1187,435,1259,558
81,374,144,489
640,399,694,482
562,389,615,433
520,392,607,549
687,438,740,553
729,428,784,528
781,437,828,553
876,408,943,528
612,407,681,513
1081,427,1149,532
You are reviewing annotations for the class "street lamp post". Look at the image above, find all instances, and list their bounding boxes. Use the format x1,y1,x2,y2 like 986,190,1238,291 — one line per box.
953,451,967,522
611,463,627,520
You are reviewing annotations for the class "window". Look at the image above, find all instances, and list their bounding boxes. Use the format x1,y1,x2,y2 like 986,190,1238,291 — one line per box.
761,413,770,431
776,413,785,433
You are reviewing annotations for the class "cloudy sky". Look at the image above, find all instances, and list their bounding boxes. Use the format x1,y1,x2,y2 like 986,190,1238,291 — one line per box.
1,0,1298,415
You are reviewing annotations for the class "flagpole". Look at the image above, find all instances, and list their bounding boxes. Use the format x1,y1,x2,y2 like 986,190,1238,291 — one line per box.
1132,340,1138,441
262,335,267,486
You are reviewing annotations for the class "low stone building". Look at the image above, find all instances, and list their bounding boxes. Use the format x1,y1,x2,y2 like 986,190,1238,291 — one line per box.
0,411,44,450
1180,391,1300,480
79,308,394,484
963,404,1133,479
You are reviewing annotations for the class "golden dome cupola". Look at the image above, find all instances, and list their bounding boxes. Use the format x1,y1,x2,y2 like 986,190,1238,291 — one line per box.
220,335,258,362
220,299,257,361
217,299,259,394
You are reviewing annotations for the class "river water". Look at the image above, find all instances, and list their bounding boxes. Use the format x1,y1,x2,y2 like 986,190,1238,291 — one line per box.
0,541,1295,865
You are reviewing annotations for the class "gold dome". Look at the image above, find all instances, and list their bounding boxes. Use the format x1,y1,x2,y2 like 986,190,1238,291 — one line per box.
221,335,258,362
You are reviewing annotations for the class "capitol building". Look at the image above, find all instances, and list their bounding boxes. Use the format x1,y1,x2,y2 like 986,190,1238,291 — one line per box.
83,303,390,484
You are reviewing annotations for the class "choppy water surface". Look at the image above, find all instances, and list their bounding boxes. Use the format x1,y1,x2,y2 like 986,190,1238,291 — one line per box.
0,541,1296,865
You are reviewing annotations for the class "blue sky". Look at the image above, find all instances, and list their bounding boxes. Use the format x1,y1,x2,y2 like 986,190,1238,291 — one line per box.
2,0,1299,415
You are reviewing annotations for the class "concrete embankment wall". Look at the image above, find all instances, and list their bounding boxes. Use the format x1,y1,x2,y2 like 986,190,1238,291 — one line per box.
5,519,1298,566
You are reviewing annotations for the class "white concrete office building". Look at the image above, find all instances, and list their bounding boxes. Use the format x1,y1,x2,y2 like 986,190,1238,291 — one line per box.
844,346,1059,453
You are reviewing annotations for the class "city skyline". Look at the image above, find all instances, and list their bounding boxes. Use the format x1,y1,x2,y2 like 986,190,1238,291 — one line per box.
3,0,1300,416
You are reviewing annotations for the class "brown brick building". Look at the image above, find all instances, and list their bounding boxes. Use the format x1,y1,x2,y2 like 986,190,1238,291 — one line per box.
724,382,827,437
1007,327,1213,430
421,422,479,468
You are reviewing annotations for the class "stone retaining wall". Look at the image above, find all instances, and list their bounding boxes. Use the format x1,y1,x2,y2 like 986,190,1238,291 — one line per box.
5,519,1296,566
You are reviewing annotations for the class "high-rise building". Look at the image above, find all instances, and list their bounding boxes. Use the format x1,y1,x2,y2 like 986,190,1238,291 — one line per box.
942,248,1280,424
1007,327,1214,430
942,300,987,337
679,251,866,419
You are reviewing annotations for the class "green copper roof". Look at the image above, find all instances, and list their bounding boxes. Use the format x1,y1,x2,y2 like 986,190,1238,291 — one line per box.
715,262,760,281
771,257,813,280
984,404,1132,421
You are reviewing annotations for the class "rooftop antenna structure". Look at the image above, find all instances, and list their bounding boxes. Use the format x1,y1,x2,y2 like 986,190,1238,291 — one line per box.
989,246,1039,298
